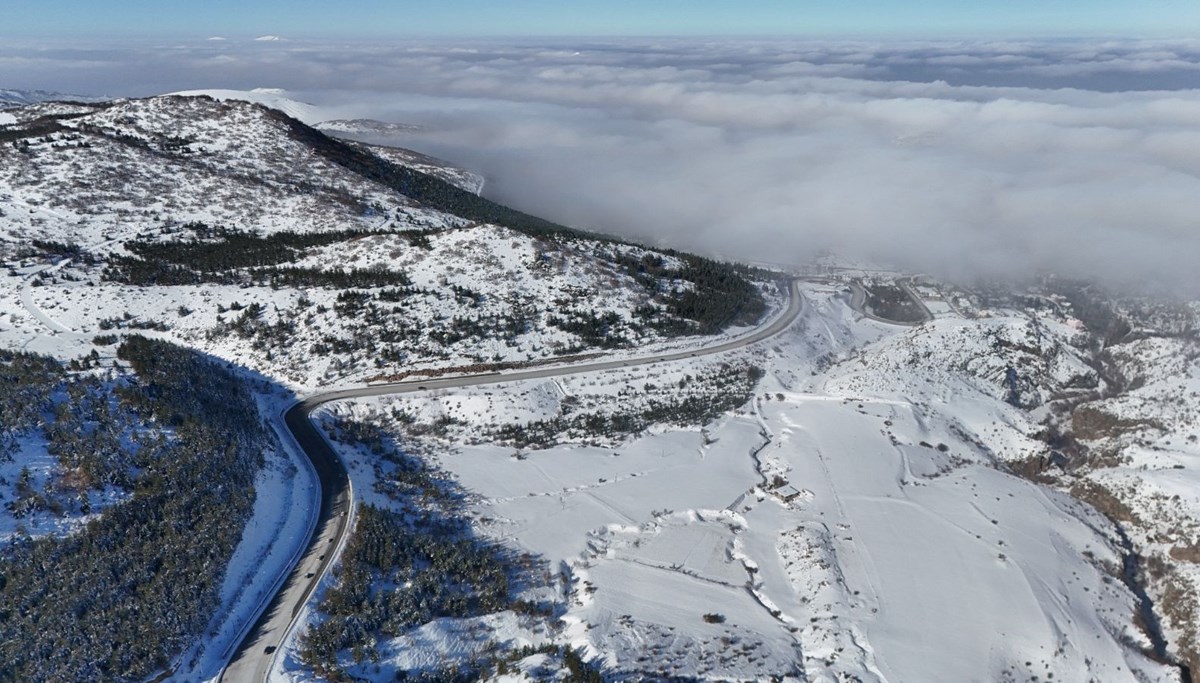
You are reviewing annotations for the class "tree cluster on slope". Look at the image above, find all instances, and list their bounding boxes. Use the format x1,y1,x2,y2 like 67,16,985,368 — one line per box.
863,283,926,324
102,222,417,288
0,337,269,682
606,249,771,333
489,363,765,448
0,108,101,144
300,416,552,680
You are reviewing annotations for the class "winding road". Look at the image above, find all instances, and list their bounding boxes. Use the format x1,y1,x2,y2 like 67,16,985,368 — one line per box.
848,277,932,326
220,278,805,681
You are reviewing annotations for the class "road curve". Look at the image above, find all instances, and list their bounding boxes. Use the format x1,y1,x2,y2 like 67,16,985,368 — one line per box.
221,278,803,681
219,399,354,683
847,277,931,326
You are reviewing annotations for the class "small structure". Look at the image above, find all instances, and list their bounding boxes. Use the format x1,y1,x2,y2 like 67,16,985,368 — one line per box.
776,484,804,502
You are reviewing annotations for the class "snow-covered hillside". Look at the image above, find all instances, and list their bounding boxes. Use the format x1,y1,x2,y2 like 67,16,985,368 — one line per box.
3,88,1197,682
0,93,770,389
276,275,1195,682
1053,327,1200,671
0,91,773,682
168,88,484,192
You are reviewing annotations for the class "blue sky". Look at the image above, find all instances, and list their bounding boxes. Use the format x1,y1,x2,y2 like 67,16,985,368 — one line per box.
4,0,1200,38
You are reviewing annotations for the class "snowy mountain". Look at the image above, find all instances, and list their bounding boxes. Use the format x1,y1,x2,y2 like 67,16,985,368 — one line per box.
1,89,1198,683
0,92,773,680
0,93,768,387
0,88,93,108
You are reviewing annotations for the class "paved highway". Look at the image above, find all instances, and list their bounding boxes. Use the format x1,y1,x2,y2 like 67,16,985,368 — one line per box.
848,276,932,326
219,400,354,683
221,278,803,681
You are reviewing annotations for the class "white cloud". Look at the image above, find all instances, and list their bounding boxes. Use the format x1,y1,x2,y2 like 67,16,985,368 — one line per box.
3,37,1200,292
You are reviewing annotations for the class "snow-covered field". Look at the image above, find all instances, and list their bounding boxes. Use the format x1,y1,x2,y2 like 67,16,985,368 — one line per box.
285,281,1189,681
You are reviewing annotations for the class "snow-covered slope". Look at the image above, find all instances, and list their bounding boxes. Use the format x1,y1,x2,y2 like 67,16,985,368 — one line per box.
167,88,484,192
281,277,1191,682
0,93,769,389
169,87,322,123
0,88,94,108
1055,331,1200,671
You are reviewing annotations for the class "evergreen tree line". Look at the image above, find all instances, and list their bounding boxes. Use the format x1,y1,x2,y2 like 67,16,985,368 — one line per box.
0,336,270,682
490,364,765,448
101,223,418,288
269,107,772,334
30,239,93,263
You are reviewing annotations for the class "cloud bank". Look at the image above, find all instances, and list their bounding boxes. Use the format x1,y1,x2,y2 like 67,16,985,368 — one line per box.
4,37,1200,292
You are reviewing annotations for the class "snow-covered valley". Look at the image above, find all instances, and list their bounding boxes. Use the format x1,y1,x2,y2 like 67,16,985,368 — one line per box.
1,89,1198,682
290,279,1198,682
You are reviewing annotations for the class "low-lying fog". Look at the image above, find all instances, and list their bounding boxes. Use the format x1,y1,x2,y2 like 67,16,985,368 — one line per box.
7,37,1200,293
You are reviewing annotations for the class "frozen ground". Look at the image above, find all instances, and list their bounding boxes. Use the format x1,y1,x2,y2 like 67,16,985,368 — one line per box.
0,431,128,543
285,281,1184,682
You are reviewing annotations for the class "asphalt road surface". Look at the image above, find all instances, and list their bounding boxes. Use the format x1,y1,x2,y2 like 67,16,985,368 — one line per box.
221,277,802,681
219,401,353,683
848,277,932,326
